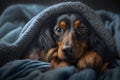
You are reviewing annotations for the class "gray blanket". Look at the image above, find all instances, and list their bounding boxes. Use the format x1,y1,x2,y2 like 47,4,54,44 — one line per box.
0,2,120,80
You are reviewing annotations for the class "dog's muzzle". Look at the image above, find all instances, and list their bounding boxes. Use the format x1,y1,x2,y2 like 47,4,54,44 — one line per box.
62,45,74,57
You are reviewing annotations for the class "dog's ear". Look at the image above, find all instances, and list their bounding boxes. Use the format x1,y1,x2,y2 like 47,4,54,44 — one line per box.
88,32,104,54
37,28,56,52
34,17,57,52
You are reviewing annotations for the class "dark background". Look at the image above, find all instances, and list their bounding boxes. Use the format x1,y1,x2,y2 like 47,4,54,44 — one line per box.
0,0,120,14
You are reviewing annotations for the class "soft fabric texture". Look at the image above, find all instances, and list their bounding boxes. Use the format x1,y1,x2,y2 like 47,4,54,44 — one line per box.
0,1,120,80
0,4,46,65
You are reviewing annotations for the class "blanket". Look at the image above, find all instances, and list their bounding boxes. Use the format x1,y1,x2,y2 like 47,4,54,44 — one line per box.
0,1,120,80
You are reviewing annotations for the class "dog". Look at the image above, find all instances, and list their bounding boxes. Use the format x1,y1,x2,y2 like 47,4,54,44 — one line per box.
26,13,116,73
44,13,116,73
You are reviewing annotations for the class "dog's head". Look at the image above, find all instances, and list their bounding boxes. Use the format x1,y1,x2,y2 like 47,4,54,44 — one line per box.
53,13,91,62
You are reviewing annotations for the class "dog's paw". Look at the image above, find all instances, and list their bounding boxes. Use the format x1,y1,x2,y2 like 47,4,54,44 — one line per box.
51,60,71,69
77,51,103,71
45,48,58,62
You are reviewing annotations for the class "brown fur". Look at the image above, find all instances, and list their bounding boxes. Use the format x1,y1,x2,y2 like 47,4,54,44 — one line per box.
77,51,103,71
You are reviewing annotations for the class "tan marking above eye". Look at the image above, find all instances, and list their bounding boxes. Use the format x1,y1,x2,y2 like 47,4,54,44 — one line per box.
74,20,81,29
59,21,66,29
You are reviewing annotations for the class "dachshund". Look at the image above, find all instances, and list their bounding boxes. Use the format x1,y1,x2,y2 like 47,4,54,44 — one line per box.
25,13,116,73
44,13,116,73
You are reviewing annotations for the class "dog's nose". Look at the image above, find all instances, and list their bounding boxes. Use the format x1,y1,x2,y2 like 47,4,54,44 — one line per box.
62,46,73,55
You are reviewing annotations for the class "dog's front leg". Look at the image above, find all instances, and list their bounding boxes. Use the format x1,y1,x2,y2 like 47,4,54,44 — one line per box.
51,59,71,69
77,51,103,72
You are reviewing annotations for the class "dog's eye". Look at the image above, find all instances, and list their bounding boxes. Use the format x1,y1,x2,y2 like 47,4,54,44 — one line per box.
79,26,85,31
77,24,87,34
56,27,63,32
55,27,64,36
55,21,66,36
